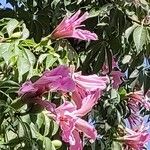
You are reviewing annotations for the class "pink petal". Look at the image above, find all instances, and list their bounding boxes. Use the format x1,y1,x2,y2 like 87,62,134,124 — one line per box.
75,118,97,142
74,90,100,116
67,10,81,24
70,130,83,150
51,10,98,41
73,12,89,25
73,73,109,91
18,81,37,96
43,65,70,77
111,71,124,89
56,101,76,114
59,115,76,145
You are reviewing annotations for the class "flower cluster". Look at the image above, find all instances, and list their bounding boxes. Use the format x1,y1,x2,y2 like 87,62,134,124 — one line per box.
125,91,150,128
117,124,150,150
18,10,150,150
114,91,150,149
19,65,109,150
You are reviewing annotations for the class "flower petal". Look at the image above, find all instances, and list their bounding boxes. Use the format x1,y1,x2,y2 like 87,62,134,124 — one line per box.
75,118,97,142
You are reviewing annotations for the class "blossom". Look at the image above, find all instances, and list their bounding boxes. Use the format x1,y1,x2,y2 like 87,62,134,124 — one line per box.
111,71,124,89
73,90,100,117
126,91,150,128
127,91,144,106
19,65,75,97
48,101,97,150
72,72,109,108
51,10,98,41
117,124,150,150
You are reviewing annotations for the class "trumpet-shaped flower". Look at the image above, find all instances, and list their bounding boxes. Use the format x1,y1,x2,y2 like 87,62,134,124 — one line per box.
117,124,150,150
49,101,97,150
51,10,98,41
126,91,150,128
72,72,109,108
19,65,75,97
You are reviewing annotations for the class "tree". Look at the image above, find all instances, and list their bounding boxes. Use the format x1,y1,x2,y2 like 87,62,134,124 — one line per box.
0,0,150,149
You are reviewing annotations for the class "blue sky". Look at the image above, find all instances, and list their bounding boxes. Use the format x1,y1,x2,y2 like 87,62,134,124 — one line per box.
0,0,13,9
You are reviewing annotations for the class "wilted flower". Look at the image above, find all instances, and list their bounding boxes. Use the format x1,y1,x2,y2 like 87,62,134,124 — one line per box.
48,101,97,150
51,10,98,41
117,124,150,150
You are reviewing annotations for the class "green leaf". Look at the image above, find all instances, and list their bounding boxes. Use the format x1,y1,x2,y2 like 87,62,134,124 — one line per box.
106,48,112,73
38,54,49,64
5,137,27,147
50,120,59,137
10,32,22,39
125,24,138,42
17,48,35,81
43,137,56,150
111,89,118,99
118,87,127,97
6,19,19,36
0,43,14,64
51,0,60,7
111,141,123,150
43,114,51,136
93,48,105,73
36,113,45,129
133,26,147,51
89,4,113,18
22,23,29,39
24,49,36,66
129,69,139,78
46,54,57,69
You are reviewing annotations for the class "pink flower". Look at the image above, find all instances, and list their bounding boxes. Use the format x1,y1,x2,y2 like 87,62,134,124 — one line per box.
117,124,150,150
74,90,100,117
126,91,150,128
72,72,109,108
111,71,124,89
127,91,144,105
19,65,75,97
51,10,98,41
49,101,97,150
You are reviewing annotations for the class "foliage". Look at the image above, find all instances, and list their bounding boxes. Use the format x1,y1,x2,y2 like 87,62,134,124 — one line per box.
0,0,150,150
